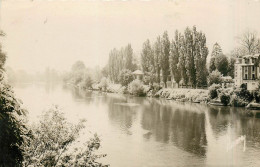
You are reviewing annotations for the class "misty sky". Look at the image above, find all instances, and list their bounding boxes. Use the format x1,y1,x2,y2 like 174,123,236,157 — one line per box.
1,0,260,73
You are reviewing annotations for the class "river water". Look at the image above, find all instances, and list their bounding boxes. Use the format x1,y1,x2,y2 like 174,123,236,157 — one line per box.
13,83,260,167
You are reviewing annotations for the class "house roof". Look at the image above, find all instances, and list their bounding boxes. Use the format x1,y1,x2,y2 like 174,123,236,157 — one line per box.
132,70,144,75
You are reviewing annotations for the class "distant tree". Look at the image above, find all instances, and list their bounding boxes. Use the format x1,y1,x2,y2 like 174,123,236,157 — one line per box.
124,44,135,71
237,30,260,55
228,57,236,78
141,39,153,73
101,66,109,78
153,36,162,83
160,31,170,87
118,69,134,86
71,61,86,72
194,27,208,87
209,43,222,73
170,30,182,87
208,70,222,86
215,54,229,76
84,75,93,89
107,44,137,83
99,77,109,91
182,26,208,88
22,106,107,167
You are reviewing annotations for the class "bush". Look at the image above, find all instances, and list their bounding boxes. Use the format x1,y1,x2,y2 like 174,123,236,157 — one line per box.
220,92,230,105
118,69,134,86
208,70,223,86
230,95,249,107
0,81,27,166
235,87,253,102
22,106,107,167
253,91,260,103
99,77,109,91
128,79,146,96
208,84,221,99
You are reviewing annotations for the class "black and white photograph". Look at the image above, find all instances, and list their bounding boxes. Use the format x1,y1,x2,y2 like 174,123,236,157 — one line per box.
1,0,260,166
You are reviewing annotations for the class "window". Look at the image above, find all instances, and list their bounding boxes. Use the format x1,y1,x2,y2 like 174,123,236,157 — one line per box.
253,66,255,71
245,74,248,80
253,74,255,80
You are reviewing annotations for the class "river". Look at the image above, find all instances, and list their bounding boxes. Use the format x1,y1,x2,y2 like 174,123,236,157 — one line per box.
13,83,260,167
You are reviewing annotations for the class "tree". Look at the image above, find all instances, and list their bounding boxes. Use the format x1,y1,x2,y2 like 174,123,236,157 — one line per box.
208,70,222,86
118,69,134,86
71,61,86,72
228,57,236,78
124,44,135,71
170,30,182,87
215,54,229,76
0,31,27,166
107,44,137,83
153,36,162,83
84,75,93,89
160,31,170,87
183,26,208,88
22,106,107,167
238,30,260,55
194,28,208,87
209,43,222,72
141,39,153,73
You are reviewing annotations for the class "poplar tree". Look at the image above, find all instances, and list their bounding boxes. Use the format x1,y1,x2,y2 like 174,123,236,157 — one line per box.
170,30,182,87
160,31,170,87
153,36,162,83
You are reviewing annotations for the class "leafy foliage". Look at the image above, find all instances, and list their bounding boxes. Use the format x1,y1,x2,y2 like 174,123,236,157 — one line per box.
128,79,146,96
22,106,107,167
208,70,222,86
169,30,182,87
215,54,229,76
0,81,27,167
0,32,28,166
99,77,109,91
160,31,171,87
118,69,134,86
107,44,137,83
219,92,230,106
208,84,221,99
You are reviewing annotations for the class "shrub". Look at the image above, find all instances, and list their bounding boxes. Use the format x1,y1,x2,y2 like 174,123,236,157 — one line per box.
118,69,134,86
208,70,223,86
128,79,146,96
220,92,230,105
253,91,260,103
22,106,107,167
0,81,27,166
208,84,221,99
99,77,109,91
230,95,249,107
235,87,253,102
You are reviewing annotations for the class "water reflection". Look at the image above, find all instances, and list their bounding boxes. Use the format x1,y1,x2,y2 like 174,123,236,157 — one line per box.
141,100,207,156
15,84,260,166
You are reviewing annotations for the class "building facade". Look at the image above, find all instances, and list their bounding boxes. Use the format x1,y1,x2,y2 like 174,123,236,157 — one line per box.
234,54,260,90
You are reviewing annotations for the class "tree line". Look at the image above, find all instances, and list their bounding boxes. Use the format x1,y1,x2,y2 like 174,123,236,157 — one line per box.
105,27,260,88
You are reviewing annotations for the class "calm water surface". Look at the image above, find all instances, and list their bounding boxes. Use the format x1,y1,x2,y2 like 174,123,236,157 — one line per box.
13,83,260,167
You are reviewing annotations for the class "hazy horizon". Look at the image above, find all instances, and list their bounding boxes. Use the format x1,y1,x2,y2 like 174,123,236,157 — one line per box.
1,0,260,73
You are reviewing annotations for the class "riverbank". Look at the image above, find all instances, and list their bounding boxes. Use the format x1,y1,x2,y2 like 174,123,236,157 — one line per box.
155,88,209,103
